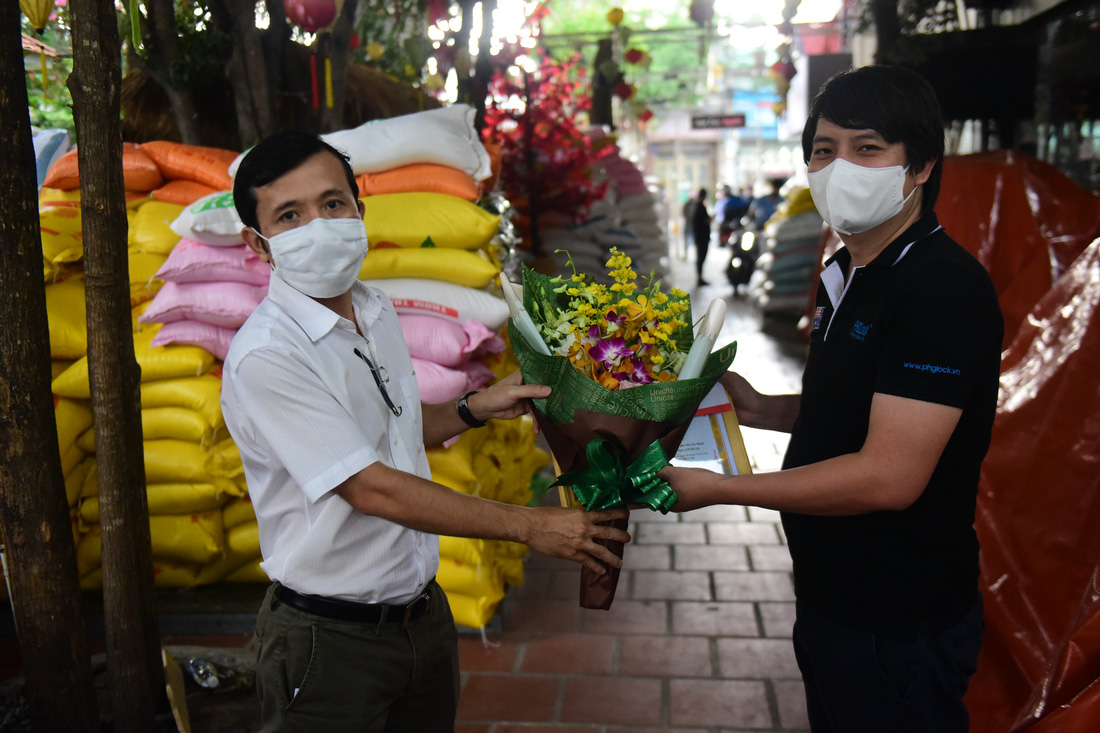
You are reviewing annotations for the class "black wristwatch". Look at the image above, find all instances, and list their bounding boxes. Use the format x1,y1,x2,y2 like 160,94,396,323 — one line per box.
456,391,486,428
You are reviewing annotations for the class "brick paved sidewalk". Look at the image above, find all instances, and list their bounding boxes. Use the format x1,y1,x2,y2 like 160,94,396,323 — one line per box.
455,250,812,732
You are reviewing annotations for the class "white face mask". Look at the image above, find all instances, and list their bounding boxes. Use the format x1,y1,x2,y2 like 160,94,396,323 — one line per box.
255,216,368,298
807,157,916,236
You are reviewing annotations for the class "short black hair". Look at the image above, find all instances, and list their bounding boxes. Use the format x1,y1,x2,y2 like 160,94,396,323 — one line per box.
801,65,945,215
233,131,359,234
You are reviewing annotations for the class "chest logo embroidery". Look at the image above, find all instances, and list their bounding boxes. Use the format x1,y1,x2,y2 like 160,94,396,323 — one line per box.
849,320,872,342
812,306,825,331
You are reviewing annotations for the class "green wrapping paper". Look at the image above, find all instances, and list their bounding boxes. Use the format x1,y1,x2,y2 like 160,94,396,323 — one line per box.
508,267,736,609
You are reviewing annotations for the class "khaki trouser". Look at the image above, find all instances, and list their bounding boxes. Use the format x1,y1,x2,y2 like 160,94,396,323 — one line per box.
254,580,459,733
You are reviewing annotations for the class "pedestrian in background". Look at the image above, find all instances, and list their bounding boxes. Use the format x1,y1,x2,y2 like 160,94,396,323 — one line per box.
691,187,712,286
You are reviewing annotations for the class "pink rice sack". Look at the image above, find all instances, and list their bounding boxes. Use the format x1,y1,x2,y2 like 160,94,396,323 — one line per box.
139,280,266,329
412,358,498,405
150,320,237,361
400,314,504,368
156,239,270,286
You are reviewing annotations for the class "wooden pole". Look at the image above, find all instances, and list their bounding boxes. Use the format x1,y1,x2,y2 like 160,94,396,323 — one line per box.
0,1,99,730
68,0,166,729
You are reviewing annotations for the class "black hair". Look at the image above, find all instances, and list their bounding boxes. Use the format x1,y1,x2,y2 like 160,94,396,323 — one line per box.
233,131,360,234
801,65,944,215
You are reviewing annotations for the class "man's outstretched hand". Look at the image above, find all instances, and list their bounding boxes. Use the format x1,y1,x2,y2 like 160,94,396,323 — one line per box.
523,506,631,575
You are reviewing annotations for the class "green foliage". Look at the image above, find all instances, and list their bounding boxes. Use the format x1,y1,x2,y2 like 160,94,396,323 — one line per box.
353,0,434,82
21,17,75,138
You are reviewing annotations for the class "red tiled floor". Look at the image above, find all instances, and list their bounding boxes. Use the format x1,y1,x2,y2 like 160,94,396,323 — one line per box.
560,675,663,726
671,601,759,637
631,570,712,601
618,634,713,677
636,522,707,545
520,633,615,674
580,599,668,634
499,721,602,726
716,637,802,679
501,598,581,634
457,673,560,722
668,678,773,728
454,725,491,733
675,544,751,571
712,570,796,602
458,635,523,672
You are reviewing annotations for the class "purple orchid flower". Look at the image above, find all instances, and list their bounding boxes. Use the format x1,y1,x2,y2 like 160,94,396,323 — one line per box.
590,335,632,367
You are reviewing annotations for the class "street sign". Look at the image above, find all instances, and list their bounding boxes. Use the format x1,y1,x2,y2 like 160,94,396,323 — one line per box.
690,114,747,130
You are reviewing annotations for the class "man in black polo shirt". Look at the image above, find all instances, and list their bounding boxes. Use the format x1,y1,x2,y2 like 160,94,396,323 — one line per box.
662,65,1002,732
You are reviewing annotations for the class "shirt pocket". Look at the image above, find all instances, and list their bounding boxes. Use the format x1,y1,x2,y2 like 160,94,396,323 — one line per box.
396,374,425,467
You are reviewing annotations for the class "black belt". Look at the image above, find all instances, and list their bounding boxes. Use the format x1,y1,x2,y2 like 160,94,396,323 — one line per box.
274,581,434,627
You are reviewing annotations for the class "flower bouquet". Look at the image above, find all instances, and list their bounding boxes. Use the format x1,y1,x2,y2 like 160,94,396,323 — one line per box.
506,249,736,608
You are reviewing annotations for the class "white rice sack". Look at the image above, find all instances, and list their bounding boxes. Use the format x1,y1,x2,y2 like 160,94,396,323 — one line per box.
169,191,244,247
365,278,508,330
33,128,72,189
229,105,491,182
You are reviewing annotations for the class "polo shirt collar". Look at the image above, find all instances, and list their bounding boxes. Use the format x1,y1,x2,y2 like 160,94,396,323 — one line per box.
825,211,942,272
266,274,384,343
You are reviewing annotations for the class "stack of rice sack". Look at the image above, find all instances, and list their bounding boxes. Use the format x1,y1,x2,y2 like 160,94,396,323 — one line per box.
750,187,824,322
43,107,548,627
540,133,668,282
41,141,263,589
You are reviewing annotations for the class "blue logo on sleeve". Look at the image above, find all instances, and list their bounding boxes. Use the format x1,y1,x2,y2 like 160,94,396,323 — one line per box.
849,320,872,341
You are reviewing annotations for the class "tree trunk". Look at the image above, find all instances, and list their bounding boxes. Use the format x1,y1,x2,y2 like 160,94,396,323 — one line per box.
218,0,283,148
68,0,165,730
0,2,99,731
318,0,359,133
472,0,497,130
871,0,902,63
140,0,203,143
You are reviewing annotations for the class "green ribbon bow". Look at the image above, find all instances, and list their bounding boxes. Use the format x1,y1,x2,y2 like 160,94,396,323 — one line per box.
551,438,677,514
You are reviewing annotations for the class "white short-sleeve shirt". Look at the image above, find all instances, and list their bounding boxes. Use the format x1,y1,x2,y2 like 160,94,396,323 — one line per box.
221,275,438,605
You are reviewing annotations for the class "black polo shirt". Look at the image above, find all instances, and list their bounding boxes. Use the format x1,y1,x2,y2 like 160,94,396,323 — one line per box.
782,212,1003,633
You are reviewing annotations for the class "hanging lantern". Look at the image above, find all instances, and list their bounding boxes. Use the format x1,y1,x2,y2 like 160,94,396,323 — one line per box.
613,81,636,100
606,8,624,27
284,0,337,32
20,0,56,33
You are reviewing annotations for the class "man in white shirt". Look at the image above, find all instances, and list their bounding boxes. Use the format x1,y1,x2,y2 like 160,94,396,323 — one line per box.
222,131,630,733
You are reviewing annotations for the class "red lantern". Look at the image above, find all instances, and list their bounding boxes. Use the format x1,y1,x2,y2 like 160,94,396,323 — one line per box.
285,0,337,32
624,48,645,65
638,109,654,123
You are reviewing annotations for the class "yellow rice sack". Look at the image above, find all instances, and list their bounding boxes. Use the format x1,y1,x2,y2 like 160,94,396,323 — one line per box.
210,438,243,480
224,560,269,583
55,398,93,457
436,556,504,601
129,251,168,306
65,456,95,508
45,276,87,359
39,206,84,265
443,590,501,630
77,479,237,523
77,406,219,451
140,374,224,432
438,536,493,567
358,248,499,289
61,443,85,479
142,439,213,484
129,200,184,256
359,192,500,250
147,511,224,565
222,496,256,529
51,329,215,399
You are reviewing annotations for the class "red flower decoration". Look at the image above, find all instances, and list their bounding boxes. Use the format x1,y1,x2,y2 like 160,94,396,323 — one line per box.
613,81,636,100
638,109,654,123
624,48,645,65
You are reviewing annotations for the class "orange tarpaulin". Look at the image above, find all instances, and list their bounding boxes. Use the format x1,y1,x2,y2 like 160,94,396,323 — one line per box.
936,152,1100,349
966,239,1100,731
